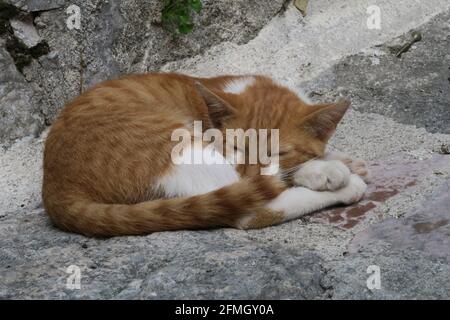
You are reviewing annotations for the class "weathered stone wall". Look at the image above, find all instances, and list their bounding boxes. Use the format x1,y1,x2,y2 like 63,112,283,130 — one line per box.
0,0,287,145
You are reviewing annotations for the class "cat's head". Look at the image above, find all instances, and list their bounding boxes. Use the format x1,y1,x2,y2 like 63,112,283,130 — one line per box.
196,77,350,178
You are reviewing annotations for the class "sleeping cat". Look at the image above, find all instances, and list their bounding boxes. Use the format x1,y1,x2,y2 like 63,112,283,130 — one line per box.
42,73,369,237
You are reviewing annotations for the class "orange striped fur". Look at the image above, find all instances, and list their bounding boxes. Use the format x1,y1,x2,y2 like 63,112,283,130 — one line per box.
43,73,350,236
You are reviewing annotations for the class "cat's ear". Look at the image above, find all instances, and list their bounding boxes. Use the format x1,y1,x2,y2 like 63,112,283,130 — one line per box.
195,82,237,127
299,99,350,142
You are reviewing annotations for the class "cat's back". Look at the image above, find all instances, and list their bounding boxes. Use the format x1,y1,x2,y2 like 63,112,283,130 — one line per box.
43,73,202,204
57,73,198,123
47,73,204,145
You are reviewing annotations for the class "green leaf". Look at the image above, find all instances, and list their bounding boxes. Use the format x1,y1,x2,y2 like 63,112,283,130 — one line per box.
178,23,194,34
161,0,201,35
189,0,202,13
177,10,190,24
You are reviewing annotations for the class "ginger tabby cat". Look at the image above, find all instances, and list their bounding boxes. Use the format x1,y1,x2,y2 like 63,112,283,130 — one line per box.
43,73,369,237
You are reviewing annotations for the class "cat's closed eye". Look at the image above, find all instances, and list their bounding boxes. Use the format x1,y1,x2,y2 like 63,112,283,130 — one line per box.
276,150,289,157
268,150,289,157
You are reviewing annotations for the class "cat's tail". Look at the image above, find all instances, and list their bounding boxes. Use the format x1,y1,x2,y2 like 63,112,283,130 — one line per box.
45,175,286,237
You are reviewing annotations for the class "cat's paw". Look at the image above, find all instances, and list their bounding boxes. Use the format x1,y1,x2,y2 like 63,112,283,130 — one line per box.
335,174,367,205
325,151,371,183
293,160,351,191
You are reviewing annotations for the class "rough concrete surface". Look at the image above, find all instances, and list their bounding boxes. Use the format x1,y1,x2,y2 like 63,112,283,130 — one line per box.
1,0,450,299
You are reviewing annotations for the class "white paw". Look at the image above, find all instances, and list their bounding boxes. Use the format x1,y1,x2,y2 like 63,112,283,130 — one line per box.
347,159,371,183
335,174,367,205
293,160,351,191
325,151,371,183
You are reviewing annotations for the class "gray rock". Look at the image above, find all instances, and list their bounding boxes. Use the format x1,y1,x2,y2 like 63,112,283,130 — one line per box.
0,0,287,145
324,179,450,299
324,247,450,299
303,11,450,134
0,44,42,143
349,179,450,263
4,0,67,12
0,208,327,299
9,17,41,48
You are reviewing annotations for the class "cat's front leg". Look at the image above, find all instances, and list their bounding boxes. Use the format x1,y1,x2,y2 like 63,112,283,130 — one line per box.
268,174,367,223
236,174,367,229
292,152,371,192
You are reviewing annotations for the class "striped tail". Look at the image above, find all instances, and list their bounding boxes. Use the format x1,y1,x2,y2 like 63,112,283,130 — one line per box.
45,175,286,237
